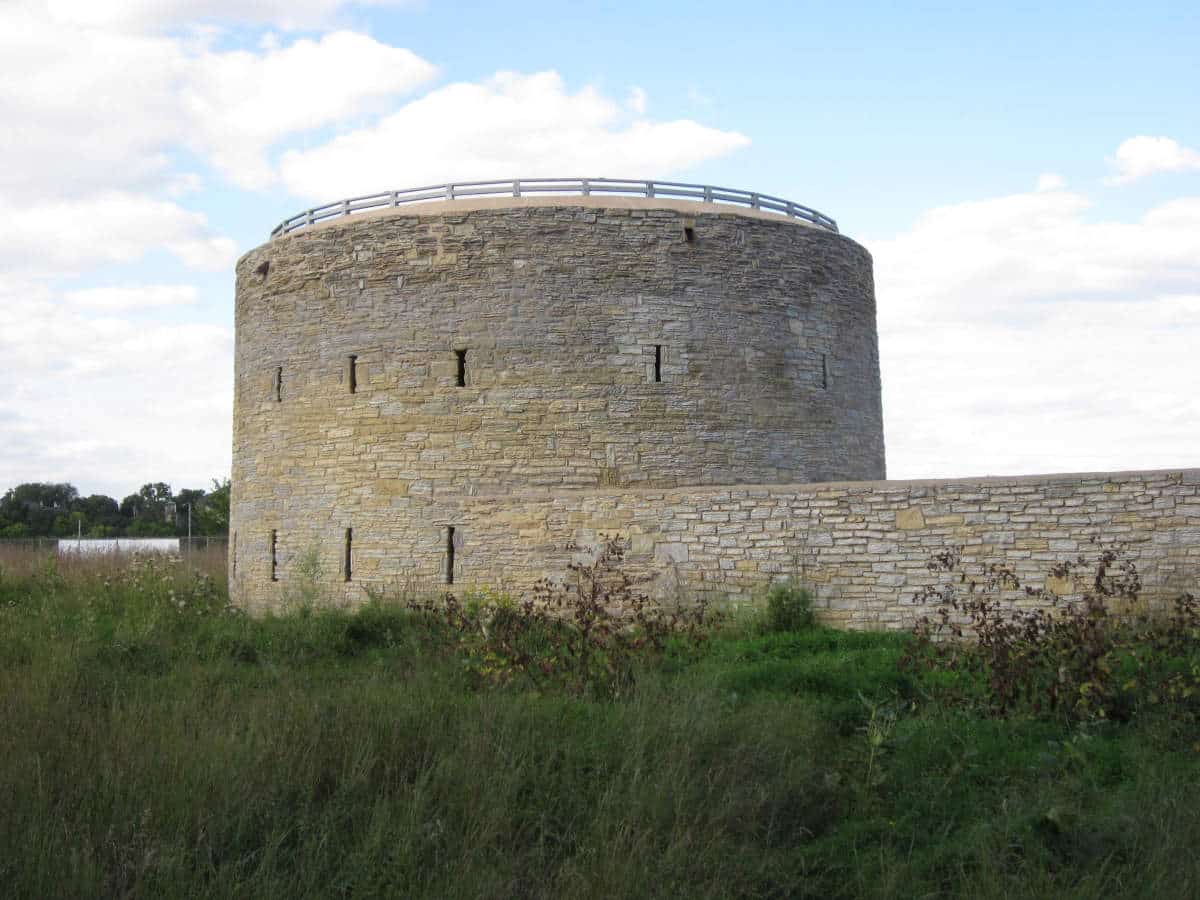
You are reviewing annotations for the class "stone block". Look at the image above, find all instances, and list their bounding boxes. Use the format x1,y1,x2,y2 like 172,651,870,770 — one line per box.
895,507,925,530
654,542,690,563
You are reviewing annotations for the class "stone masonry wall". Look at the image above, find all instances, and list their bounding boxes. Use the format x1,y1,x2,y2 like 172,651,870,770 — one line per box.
229,198,1195,621
231,199,884,505
232,468,1200,628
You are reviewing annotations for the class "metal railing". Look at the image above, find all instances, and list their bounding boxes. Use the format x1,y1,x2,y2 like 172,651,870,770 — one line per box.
270,178,838,238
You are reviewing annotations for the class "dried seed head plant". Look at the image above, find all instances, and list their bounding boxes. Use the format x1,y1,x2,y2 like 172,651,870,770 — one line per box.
902,541,1199,721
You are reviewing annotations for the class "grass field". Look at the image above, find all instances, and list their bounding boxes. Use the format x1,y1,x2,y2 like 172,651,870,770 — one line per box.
1,544,1198,899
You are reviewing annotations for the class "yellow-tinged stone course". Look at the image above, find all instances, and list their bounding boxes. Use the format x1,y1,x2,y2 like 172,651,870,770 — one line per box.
895,507,926,530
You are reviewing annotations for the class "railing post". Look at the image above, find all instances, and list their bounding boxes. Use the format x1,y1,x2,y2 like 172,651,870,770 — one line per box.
751,192,760,209
704,185,713,203
390,191,398,207
445,184,455,200
306,209,314,226
646,181,655,198
581,179,590,196
342,199,350,216
513,180,521,198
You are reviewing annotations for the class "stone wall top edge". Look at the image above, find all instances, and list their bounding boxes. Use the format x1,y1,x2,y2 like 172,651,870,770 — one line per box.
241,195,864,263
457,467,1200,505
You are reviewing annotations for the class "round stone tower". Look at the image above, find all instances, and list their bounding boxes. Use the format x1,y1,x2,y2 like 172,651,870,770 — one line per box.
229,179,884,609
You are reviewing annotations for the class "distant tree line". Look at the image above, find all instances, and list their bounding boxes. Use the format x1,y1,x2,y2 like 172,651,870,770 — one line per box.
0,479,230,539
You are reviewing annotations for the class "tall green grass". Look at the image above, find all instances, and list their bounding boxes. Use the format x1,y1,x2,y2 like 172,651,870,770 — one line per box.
0,546,1197,898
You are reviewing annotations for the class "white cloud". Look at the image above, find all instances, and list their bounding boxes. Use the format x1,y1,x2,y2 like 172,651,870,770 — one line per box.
4,9,736,212
1106,136,1200,185
0,6,438,198
0,282,233,498
869,186,1200,479
1036,172,1065,191
0,191,236,276
0,5,184,200
279,71,751,201
627,86,647,114
64,284,200,312
182,31,437,188
0,3,437,286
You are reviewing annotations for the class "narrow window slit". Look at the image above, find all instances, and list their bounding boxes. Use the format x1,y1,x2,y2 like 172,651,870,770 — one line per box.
255,260,270,280
232,531,237,577
455,349,467,387
348,354,357,394
820,353,828,390
654,345,662,383
269,530,278,582
344,527,353,582
445,526,456,584
274,366,282,402
683,226,695,242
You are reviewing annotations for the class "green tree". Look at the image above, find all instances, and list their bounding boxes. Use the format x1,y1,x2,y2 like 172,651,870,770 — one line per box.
119,493,142,521
118,483,175,536
195,479,230,535
1,479,229,539
139,482,173,511
173,487,206,535
74,494,121,531
0,483,79,537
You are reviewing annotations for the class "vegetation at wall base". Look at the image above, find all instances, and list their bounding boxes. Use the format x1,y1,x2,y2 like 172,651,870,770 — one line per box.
763,578,816,633
392,535,725,697
901,544,1200,724
1,544,1198,899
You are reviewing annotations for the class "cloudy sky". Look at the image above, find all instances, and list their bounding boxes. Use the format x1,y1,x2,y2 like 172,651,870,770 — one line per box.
1,0,1197,498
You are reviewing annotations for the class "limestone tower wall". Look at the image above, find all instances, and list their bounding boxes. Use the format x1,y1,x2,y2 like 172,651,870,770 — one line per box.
229,188,884,608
